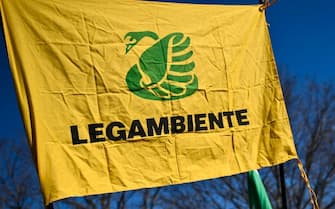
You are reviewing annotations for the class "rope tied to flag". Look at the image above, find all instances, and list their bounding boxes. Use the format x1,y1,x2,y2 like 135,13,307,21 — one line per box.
297,159,320,209
259,0,278,11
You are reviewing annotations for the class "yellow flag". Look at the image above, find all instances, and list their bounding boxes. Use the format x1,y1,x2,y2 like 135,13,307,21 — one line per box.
1,0,297,204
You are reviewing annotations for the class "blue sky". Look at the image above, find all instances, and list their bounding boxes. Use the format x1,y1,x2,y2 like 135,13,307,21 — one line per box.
267,0,335,82
0,0,334,207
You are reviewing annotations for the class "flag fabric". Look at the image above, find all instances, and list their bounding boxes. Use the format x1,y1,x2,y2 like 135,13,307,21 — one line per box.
248,170,273,209
0,0,297,204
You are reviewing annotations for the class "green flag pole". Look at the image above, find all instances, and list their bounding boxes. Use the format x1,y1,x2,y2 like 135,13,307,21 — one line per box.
248,170,273,209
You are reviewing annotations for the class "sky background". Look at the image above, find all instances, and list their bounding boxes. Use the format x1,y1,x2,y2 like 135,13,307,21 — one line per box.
1,0,334,141
0,0,334,207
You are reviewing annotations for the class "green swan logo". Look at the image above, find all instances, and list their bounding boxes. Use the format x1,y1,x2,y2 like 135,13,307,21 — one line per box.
124,31,198,100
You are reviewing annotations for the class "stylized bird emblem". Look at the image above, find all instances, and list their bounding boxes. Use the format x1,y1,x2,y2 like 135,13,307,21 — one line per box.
124,31,198,100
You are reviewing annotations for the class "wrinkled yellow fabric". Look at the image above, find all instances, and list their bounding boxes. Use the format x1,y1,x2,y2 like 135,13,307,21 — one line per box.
0,0,297,204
